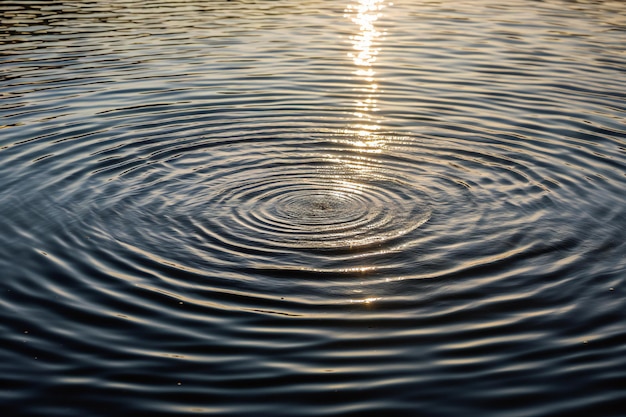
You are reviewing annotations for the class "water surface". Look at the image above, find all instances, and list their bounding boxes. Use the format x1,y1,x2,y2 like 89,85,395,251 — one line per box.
1,1,625,416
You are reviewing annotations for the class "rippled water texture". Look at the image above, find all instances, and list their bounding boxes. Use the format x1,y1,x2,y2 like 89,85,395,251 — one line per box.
1,0,625,416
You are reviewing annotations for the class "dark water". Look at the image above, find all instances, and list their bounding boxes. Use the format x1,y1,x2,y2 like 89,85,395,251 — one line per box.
1,0,625,415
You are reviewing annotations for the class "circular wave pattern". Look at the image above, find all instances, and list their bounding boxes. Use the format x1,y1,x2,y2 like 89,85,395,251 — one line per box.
214,174,431,250
1,1,625,417
87,135,440,280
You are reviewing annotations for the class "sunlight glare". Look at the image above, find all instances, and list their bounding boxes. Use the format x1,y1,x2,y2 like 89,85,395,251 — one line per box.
344,0,388,147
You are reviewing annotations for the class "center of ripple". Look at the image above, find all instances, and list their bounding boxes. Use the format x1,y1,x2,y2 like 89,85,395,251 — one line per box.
275,191,368,226
217,174,433,251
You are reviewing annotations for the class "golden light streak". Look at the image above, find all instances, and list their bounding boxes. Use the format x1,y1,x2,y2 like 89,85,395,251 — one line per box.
344,0,389,147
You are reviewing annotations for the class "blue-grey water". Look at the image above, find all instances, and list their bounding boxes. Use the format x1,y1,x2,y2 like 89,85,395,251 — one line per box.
1,0,625,416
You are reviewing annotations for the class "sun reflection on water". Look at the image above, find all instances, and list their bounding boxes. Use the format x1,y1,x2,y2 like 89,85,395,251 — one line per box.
349,296,382,305
344,0,389,145
331,1,394,307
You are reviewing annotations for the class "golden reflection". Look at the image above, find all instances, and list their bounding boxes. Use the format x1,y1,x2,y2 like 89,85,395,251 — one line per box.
349,295,382,305
320,1,394,307
344,0,389,145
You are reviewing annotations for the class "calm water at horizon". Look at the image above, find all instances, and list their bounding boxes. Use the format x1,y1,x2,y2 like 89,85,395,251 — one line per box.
1,1,625,416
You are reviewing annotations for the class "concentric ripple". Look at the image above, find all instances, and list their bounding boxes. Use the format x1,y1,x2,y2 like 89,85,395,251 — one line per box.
86,135,438,278
205,164,431,251
1,1,625,417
